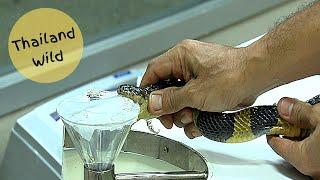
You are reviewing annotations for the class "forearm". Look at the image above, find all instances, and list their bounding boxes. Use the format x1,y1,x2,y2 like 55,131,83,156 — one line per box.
246,1,320,94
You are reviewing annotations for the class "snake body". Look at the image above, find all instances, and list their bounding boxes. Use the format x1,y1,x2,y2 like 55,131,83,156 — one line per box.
117,80,319,143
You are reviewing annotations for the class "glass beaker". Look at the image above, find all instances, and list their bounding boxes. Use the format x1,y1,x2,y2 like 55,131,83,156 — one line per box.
57,90,140,172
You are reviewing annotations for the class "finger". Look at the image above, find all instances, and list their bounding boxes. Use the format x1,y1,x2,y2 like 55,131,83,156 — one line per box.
184,123,202,139
266,135,303,169
277,97,317,128
149,86,189,115
140,47,184,87
173,108,193,128
158,115,173,129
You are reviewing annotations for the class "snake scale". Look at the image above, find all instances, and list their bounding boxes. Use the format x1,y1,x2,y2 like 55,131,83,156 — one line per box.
117,79,319,143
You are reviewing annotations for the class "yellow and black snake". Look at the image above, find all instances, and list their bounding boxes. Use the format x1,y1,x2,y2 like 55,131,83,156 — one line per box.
117,79,318,143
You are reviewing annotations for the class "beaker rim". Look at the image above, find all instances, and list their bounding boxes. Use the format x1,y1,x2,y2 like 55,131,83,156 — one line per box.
56,92,139,127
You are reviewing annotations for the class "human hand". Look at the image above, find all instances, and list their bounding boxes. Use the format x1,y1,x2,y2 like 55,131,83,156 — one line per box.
141,39,274,139
267,97,320,178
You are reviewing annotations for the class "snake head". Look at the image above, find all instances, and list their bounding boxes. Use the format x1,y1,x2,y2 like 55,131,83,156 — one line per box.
117,84,146,103
117,84,155,120
117,84,137,98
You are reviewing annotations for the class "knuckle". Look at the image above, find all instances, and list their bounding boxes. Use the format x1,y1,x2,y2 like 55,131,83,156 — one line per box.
185,84,206,110
179,39,195,47
291,101,307,122
184,87,194,97
146,61,154,70
190,92,206,110
165,46,184,64
163,88,178,112
149,58,158,66
173,46,186,60
176,39,195,52
185,88,196,101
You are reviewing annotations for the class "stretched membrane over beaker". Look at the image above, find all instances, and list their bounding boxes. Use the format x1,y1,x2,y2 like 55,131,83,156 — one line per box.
57,90,140,171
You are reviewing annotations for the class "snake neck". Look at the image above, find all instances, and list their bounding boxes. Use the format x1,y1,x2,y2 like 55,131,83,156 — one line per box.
138,99,157,120
267,118,312,138
127,92,157,120
124,95,156,120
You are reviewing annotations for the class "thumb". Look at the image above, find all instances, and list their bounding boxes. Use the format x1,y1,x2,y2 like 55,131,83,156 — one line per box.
277,97,316,128
149,86,188,115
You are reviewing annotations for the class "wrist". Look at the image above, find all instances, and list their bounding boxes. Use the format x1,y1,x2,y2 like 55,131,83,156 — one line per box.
241,43,283,96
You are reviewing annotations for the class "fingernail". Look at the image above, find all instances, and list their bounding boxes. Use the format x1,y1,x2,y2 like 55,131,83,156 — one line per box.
192,131,201,138
181,114,192,124
150,94,162,111
279,98,294,117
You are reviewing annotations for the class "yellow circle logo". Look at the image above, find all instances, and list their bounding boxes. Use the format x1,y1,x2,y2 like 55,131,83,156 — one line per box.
8,8,83,83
